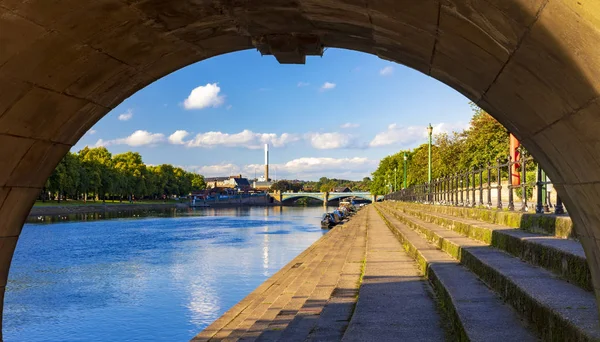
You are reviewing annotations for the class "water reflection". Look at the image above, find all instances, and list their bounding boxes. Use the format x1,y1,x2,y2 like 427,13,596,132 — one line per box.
7,206,330,342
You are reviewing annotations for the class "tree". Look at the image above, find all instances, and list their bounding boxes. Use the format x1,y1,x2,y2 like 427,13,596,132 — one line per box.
43,147,207,202
459,104,509,170
370,104,510,193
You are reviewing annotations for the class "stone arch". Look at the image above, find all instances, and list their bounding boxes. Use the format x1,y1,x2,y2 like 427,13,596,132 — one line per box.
328,193,373,202
281,194,325,203
1,0,600,336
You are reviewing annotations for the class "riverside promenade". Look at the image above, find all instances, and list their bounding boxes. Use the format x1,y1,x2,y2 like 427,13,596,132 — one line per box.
194,205,449,341
194,202,595,341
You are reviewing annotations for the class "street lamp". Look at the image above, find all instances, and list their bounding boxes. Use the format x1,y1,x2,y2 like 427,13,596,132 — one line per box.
427,123,433,203
427,123,433,184
403,152,408,189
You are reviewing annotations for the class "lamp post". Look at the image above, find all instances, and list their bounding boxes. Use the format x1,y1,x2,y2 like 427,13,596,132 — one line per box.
427,123,433,183
427,123,433,202
403,153,408,189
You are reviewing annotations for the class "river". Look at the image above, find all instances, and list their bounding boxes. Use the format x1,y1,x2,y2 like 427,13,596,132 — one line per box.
4,206,330,341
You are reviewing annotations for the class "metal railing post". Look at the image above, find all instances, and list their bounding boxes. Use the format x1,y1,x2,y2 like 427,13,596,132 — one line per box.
496,158,503,210
555,195,565,214
536,165,544,214
487,161,492,207
472,166,476,207
479,166,484,206
520,153,528,212
508,155,515,211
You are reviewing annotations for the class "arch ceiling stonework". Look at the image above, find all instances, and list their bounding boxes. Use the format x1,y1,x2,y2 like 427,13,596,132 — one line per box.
0,0,599,335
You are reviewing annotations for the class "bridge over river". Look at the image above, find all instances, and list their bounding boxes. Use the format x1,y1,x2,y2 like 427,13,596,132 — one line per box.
268,191,384,204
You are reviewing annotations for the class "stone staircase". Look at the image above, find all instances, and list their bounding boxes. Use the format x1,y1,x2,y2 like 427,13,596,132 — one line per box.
193,209,368,341
195,203,598,341
376,201,599,341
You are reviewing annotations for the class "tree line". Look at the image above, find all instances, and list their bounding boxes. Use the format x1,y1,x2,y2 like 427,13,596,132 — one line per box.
44,147,206,202
370,104,509,195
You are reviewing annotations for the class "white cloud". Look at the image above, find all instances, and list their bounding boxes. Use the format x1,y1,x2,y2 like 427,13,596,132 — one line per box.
369,122,468,147
190,163,242,177
95,130,165,147
186,130,300,149
118,109,133,121
168,130,190,145
341,123,359,129
86,129,97,135
306,132,357,149
191,157,376,180
297,82,310,87
183,83,225,110
320,82,336,91
379,66,394,76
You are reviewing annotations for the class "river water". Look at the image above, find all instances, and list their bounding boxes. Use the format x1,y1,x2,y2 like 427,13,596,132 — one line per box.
4,206,329,341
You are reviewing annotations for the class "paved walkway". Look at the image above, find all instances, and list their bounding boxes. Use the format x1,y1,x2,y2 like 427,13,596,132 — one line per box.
193,206,446,341
343,208,445,341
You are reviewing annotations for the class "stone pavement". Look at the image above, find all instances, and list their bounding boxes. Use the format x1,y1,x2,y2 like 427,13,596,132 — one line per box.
194,206,448,341
342,207,446,342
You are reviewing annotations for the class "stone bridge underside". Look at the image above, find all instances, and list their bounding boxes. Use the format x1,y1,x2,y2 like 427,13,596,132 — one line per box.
0,0,599,336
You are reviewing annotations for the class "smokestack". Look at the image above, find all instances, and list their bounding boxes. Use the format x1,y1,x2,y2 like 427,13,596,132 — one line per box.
264,144,269,181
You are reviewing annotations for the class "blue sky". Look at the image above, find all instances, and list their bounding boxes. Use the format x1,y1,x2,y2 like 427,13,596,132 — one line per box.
74,48,473,181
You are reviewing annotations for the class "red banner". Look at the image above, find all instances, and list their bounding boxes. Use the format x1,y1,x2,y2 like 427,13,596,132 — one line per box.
510,134,520,186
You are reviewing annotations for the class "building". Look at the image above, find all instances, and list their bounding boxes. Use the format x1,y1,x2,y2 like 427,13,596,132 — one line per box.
333,187,352,193
253,180,274,191
205,176,230,189
206,174,251,191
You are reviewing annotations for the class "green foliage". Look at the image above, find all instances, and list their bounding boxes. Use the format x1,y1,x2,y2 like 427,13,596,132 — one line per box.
270,180,303,192
371,105,510,194
44,147,206,202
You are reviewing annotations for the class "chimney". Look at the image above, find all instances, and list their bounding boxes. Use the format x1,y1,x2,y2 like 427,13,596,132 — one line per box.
264,144,269,181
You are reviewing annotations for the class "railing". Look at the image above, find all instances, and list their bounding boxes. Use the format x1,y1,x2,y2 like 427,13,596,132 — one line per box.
384,150,566,215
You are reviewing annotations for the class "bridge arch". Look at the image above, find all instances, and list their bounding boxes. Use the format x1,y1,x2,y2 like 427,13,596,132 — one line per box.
328,193,373,202
280,194,325,203
1,0,600,333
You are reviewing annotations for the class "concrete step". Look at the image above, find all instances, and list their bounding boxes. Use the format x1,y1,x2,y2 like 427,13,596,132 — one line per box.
374,205,537,342
387,202,591,291
195,232,329,341
343,207,448,342
304,212,368,341
193,214,355,341
269,214,367,341
379,204,600,341
235,217,360,341
394,201,574,239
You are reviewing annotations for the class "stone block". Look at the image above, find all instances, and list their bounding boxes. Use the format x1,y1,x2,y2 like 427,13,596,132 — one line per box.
0,0,87,27
0,187,39,237
0,86,89,142
0,11,46,67
134,0,227,31
0,74,32,118
484,0,600,136
5,140,71,188
1,31,106,93
368,0,438,34
0,236,18,287
64,53,130,101
0,135,35,187
197,34,253,59
53,102,108,145
562,183,600,241
86,66,148,109
85,18,185,69
529,100,600,184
